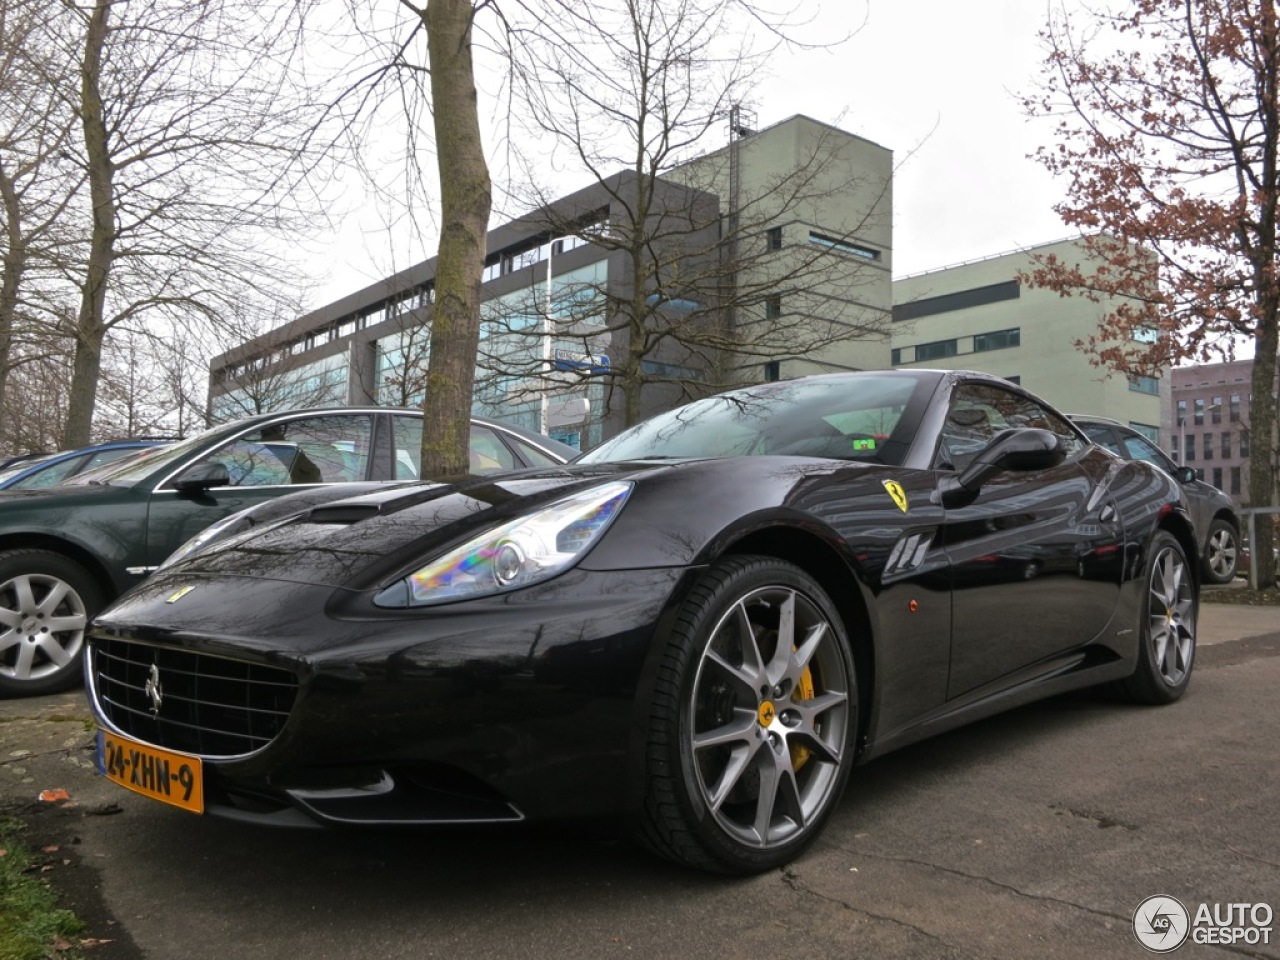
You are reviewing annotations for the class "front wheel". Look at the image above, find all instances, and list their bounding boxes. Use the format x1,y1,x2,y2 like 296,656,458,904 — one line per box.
1118,532,1197,705
0,550,103,697
636,556,857,874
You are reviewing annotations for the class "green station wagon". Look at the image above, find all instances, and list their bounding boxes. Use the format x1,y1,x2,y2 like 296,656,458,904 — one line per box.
0,408,575,697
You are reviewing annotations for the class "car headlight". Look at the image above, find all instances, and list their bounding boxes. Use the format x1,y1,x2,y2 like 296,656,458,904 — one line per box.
374,481,632,608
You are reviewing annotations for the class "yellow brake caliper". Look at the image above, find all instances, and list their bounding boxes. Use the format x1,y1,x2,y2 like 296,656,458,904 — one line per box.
791,663,815,771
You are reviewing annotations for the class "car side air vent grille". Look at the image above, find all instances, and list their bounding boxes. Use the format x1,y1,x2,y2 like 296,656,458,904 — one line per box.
90,637,298,760
307,503,383,524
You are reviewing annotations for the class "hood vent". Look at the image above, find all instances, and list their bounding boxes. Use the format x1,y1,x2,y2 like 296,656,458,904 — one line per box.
307,503,383,525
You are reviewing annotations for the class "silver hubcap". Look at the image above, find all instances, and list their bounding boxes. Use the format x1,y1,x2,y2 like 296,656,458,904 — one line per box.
1148,546,1195,685
0,573,88,681
1207,528,1236,578
689,586,850,849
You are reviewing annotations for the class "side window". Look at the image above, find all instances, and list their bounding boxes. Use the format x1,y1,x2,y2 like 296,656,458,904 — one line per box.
1078,423,1123,456
936,383,1081,471
393,417,423,480
1122,433,1177,473
469,426,518,474
192,415,373,487
390,420,518,476
509,437,562,468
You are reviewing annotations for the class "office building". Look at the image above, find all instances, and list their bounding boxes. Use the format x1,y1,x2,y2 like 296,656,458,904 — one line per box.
1169,359,1256,498
891,238,1167,437
209,116,894,447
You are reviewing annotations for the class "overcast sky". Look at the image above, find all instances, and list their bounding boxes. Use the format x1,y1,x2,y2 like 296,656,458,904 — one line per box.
310,0,1074,305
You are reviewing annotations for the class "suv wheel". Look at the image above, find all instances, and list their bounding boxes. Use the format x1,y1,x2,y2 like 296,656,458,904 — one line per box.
0,550,103,697
1202,518,1239,584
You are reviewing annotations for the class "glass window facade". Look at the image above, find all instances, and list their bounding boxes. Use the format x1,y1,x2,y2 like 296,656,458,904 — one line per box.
211,352,349,421
973,328,1020,353
915,339,959,361
808,231,879,260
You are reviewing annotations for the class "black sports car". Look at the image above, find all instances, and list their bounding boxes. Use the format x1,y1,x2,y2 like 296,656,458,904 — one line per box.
86,370,1199,874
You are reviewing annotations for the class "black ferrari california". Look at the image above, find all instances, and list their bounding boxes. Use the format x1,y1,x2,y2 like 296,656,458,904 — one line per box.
86,370,1199,874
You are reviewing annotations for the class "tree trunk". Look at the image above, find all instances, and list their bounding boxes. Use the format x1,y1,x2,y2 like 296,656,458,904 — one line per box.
65,0,114,448
417,0,490,479
1247,313,1278,587
0,161,22,444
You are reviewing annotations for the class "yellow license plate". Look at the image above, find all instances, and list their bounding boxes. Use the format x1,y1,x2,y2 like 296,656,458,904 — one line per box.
99,731,204,814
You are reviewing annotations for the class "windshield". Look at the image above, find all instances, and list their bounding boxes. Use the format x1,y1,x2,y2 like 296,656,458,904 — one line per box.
579,374,928,467
70,424,237,486
0,453,58,485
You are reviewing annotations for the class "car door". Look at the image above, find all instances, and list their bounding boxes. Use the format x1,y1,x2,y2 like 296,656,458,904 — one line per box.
937,382,1123,699
143,413,378,571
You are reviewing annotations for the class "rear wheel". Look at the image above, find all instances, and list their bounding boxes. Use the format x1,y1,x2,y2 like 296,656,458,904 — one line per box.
1118,532,1197,705
0,550,103,697
1202,518,1239,584
636,555,856,874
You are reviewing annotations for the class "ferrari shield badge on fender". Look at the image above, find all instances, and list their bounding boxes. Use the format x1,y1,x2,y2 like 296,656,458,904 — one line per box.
165,585,195,604
882,480,909,513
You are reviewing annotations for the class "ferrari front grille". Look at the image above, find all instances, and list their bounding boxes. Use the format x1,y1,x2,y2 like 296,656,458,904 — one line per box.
90,636,298,759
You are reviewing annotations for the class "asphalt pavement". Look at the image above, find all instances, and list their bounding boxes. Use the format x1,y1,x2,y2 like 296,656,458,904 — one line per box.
2,595,1278,960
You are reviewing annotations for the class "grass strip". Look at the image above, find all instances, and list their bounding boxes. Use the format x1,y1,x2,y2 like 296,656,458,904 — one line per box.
0,816,85,960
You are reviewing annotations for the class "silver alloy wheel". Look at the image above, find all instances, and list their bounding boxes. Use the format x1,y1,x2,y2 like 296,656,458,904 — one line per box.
1147,543,1195,686
1206,525,1237,580
688,584,850,850
0,573,89,682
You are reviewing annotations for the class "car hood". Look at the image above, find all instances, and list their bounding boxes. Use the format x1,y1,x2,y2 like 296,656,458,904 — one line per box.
127,454,868,595
156,462,660,590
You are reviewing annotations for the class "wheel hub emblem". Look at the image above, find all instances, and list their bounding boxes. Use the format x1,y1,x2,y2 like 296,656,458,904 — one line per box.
757,700,776,727
144,664,163,716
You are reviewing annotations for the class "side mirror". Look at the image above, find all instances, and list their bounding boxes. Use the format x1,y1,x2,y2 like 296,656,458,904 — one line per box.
1175,465,1197,484
939,428,1065,508
171,461,231,492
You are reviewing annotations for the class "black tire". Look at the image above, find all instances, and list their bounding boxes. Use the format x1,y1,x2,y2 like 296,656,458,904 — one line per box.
635,555,857,874
1117,532,1197,705
1201,518,1239,584
0,549,104,697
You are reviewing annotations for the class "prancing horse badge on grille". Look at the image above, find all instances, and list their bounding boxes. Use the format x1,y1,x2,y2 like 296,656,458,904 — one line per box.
144,664,163,716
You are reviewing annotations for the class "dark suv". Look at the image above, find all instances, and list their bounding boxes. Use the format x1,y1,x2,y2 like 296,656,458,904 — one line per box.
1071,415,1240,585
0,408,575,697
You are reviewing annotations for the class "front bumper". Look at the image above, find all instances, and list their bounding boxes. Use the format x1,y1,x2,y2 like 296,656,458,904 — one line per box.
88,566,698,826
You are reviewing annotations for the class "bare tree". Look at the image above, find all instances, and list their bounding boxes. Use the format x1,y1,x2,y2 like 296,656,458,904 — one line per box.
478,0,886,432
1024,0,1278,587
384,0,492,478
43,0,344,448
0,346,73,454
0,0,83,454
